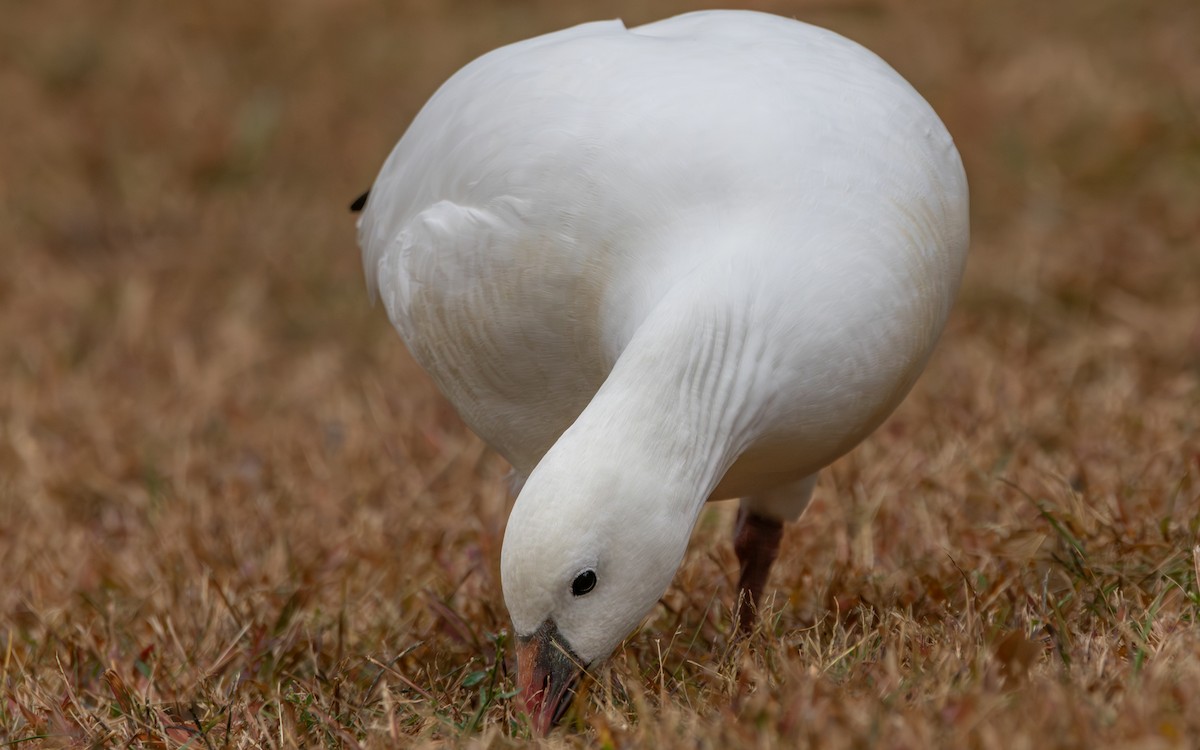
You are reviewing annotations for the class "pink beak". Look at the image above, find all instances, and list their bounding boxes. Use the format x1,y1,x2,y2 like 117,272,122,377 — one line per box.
515,620,584,735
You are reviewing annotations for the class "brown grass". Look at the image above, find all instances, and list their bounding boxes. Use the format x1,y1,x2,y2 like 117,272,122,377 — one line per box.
3,0,1199,747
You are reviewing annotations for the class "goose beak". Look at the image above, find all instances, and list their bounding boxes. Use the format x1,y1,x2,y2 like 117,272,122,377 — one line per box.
515,619,583,735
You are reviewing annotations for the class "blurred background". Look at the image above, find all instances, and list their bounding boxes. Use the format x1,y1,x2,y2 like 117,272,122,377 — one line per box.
2,0,1198,744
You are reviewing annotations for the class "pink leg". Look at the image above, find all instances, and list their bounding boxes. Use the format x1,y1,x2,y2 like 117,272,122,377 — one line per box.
733,506,783,633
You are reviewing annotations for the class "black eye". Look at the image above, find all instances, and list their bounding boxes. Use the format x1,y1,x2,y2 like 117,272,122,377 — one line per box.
571,569,597,597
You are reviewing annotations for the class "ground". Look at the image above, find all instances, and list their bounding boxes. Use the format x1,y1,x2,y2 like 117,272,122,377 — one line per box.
2,0,1199,747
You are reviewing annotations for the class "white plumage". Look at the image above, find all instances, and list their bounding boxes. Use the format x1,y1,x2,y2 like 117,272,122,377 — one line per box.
357,10,967,732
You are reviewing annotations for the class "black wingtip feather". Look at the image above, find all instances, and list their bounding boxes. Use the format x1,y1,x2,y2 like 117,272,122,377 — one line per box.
349,190,369,213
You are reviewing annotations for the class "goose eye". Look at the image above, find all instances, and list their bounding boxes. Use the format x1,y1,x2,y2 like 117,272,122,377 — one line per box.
571,570,597,597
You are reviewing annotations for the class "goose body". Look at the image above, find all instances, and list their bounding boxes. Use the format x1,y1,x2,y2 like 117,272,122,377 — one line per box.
357,9,967,732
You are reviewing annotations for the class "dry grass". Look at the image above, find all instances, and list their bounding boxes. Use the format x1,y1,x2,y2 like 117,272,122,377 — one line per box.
3,0,1199,747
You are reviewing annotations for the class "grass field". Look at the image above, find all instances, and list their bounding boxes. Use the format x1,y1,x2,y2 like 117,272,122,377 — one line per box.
3,0,1199,747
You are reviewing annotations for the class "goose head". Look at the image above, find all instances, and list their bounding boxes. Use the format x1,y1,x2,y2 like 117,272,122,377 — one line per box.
500,440,694,734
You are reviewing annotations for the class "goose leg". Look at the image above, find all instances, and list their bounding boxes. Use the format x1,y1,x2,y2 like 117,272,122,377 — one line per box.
734,508,783,631
732,474,818,633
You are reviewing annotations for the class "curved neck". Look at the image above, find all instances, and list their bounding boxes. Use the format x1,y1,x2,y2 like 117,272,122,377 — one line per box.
531,285,771,526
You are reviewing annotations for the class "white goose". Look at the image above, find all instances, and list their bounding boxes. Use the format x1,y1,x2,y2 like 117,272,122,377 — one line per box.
356,9,968,733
